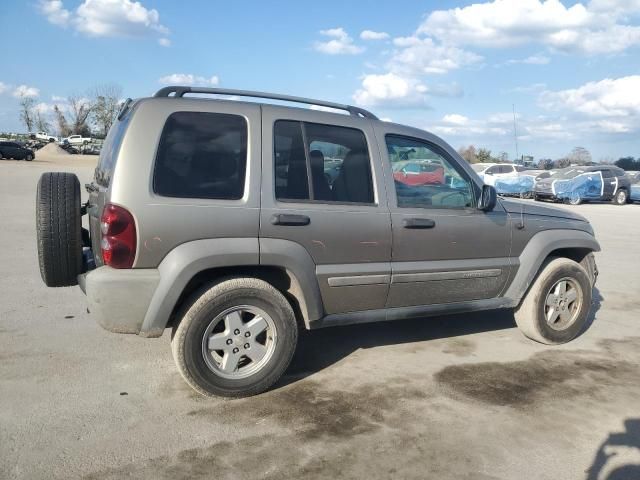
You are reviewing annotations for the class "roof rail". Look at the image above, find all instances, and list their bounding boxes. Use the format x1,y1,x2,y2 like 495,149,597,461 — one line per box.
153,86,378,120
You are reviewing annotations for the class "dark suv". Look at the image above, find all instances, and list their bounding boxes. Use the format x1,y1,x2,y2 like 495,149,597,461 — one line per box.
534,165,630,205
0,141,35,161
35,87,599,397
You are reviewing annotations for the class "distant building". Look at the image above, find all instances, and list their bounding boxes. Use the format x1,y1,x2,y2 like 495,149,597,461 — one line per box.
516,155,535,167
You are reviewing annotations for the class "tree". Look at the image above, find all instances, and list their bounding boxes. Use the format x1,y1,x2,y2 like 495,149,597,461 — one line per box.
35,110,51,133
615,157,640,171
67,94,93,136
91,83,123,138
496,151,509,163
53,105,71,137
476,148,492,163
537,158,553,170
567,146,592,165
458,145,478,163
19,95,36,132
554,157,571,169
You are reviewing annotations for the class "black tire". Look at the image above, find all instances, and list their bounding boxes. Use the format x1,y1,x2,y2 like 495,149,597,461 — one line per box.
25,154,33,161
36,172,83,287
0,150,4,160
612,189,628,205
514,257,592,345
171,277,298,398
48,138,55,143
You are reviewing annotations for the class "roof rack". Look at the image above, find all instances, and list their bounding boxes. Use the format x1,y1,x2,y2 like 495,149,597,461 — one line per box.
153,86,378,120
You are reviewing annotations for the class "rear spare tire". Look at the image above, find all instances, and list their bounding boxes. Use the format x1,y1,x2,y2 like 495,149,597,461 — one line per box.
36,172,83,287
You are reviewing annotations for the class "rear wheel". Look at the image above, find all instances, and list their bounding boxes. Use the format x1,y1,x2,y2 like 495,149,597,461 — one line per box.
566,191,582,205
612,189,627,205
171,277,298,398
514,257,592,344
36,172,83,287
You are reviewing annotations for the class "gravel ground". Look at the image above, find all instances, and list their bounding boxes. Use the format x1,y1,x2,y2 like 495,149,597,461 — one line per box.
1,154,639,480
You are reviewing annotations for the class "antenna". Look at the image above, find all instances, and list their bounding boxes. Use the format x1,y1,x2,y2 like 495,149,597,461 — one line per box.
512,104,520,163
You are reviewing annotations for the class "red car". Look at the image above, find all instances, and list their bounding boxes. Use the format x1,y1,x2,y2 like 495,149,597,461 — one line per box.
393,162,445,186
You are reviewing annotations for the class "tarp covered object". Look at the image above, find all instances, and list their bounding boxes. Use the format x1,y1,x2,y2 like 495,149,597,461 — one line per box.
494,175,536,195
552,171,603,202
631,184,640,201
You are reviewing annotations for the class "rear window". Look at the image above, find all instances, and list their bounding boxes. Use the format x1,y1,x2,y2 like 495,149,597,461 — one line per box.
95,113,131,187
153,112,247,200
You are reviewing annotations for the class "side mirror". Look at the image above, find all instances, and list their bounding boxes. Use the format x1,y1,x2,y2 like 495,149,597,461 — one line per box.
478,185,497,211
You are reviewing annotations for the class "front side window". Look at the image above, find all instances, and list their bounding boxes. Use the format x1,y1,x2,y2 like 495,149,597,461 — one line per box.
274,121,374,204
153,112,247,199
386,135,474,209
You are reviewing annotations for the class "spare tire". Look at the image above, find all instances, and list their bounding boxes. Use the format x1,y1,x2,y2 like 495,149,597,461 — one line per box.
36,172,83,287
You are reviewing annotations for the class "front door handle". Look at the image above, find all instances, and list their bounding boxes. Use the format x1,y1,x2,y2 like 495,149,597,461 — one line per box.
271,214,311,226
403,218,436,229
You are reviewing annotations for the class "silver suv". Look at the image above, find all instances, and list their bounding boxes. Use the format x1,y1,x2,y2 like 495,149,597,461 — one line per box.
36,87,599,397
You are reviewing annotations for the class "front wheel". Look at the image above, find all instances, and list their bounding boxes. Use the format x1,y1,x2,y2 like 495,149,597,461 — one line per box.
612,189,628,205
25,154,33,161
514,257,593,344
171,277,298,398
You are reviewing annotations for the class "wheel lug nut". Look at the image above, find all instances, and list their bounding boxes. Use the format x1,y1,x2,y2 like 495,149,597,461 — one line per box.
234,329,240,335
232,348,239,354
244,332,250,337
244,343,250,349
226,339,232,345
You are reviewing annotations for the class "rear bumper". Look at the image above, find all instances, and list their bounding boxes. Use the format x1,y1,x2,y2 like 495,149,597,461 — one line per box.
80,266,160,335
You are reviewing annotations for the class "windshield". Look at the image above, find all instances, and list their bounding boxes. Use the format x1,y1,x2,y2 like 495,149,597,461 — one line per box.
554,168,588,180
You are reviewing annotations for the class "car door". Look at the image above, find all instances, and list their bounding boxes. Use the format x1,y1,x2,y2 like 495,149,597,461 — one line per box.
599,168,617,199
483,165,500,185
374,126,513,308
260,106,391,315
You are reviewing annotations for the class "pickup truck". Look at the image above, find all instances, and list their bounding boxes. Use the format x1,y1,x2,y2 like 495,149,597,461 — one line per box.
63,134,92,145
34,132,58,142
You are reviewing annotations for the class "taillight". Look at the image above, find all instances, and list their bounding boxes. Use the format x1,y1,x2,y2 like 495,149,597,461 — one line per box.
100,203,136,268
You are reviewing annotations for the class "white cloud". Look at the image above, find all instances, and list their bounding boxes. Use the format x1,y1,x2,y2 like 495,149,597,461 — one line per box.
508,54,550,65
360,30,390,41
38,0,70,26
442,114,469,125
13,85,40,98
38,0,170,44
353,73,429,107
158,74,220,86
0,82,9,94
539,76,640,118
390,36,482,75
419,0,640,55
34,102,56,114
314,28,364,55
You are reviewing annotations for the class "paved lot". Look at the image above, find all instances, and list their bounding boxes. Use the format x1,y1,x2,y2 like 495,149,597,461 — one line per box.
1,156,639,479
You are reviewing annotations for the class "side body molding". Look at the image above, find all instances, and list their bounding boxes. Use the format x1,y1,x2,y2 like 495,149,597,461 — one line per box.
504,229,600,304
259,238,324,327
140,238,259,337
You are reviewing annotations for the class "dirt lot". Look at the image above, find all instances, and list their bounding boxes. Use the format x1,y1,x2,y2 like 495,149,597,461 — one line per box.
1,152,639,480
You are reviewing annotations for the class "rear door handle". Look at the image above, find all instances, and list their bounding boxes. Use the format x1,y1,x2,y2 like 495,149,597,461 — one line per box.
271,214,311,226
403,218,436,229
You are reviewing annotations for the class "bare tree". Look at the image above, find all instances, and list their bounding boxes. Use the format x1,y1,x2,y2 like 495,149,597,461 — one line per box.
67,94,93,136
457,145,478,164
53,105,71,137
91,83,123,138
35,110,51,133
19,95,36,132
567,146,592,165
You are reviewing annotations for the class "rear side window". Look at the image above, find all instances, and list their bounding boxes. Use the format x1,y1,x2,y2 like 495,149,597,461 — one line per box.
274,120,374,204
95,113,131,187
154,112,247,200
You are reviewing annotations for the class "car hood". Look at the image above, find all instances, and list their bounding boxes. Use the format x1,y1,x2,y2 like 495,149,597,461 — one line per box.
499,198,588,222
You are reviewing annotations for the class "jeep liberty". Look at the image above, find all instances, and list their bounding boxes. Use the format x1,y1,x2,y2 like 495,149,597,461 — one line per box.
36,87,599,397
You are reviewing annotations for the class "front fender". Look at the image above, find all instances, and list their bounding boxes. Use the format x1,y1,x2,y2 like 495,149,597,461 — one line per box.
503,229,600,304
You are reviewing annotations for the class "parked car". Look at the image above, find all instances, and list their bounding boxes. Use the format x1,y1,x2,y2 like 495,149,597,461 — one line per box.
34,131,58,143
629,172,640,203
63,134,92,145
534,165,630,205
0,141,35,160
60,142,79,154
471,163,524,186
35,86,600,398
82,144,101,155
393,160,445,186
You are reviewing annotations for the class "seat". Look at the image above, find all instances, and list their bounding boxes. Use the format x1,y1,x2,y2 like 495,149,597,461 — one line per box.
309,150,332,201
332,151,373,203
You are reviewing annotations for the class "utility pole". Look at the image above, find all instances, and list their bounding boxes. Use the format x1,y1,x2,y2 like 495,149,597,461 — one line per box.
512,104,519,163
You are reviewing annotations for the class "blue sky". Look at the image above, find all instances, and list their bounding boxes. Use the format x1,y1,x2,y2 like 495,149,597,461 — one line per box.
1,0,639,161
